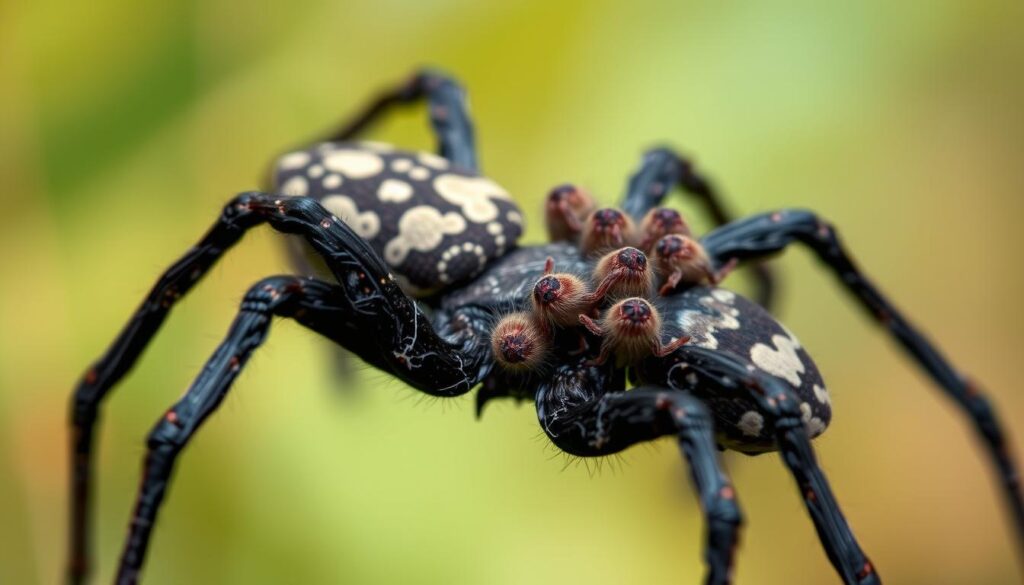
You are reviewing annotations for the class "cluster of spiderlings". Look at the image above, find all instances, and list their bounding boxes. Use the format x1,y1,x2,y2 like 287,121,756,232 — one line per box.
491,190,731,371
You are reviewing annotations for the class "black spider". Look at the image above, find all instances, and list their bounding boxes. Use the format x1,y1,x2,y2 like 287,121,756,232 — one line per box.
67,69,1023,585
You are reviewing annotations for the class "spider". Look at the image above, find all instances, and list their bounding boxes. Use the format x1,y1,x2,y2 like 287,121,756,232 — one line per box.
67,69,1023,585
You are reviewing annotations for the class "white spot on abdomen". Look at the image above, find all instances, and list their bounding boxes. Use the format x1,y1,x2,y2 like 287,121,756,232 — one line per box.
277,151,311,171
280,176,308,196
320,195,380,239
750,333,805,387
378,179,414,203
813,384,831,406
433,174,511,223
383,206,467,265
322,150,385,178
737,411,764,437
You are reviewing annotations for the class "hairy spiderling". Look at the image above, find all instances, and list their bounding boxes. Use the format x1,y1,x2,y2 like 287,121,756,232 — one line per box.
591,246,655,301
580,208,637,256
653,234,733,295
579,297,688,365
491,312,549,371
532,271,594,329
639,207,692,252
544,184,596,242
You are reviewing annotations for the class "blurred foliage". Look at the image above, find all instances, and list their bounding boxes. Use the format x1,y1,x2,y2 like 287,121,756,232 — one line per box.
1,1,1023,584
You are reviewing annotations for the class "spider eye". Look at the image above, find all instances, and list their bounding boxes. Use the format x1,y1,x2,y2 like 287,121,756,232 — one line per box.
616,246,647,270
533,275,562,304
620,298,652,323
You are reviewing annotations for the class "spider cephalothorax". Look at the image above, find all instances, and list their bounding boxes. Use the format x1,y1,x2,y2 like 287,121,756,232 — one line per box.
69,69,1023,585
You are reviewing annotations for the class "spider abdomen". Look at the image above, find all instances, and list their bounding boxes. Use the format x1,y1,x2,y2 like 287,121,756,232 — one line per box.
272,141,524,296
644,286,833,454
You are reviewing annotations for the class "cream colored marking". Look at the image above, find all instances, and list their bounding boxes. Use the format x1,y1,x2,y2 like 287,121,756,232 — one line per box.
486,221,503,235
417,152,450,169
359,141,395,152
383,206,467,265
711,289,736,303
391,158,414,173
813,384,830,406
750,334,805,387
308,164,325,178
409,166,431,181
433,174,511,223
278,151,311,170
378,179,414,203
507,210,523,224
800,402,827,437
737,411,764,437
323,174,343,189
677,295,741,350
320,195,380,239
322,150,384,178
280,176,308,196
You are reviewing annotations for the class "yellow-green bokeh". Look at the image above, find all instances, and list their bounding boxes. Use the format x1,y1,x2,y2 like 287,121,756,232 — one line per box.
2,1,1022,584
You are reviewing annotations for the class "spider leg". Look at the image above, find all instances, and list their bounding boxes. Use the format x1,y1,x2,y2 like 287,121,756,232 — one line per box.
701,208,1024,558
537,380,742,585
675,346,880,585
68,193,489,584
114,275,430,584
317,68,477,171
619,147,775,309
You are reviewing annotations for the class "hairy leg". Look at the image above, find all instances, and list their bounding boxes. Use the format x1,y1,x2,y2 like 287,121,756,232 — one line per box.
68,193,489,583
701,208,1024,559
673,346,879,585
319,68,477,171
537,374,742,585
619,146,775,308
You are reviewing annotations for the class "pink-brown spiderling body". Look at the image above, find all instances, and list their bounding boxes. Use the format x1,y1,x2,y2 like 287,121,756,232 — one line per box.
490,312,549,371
639,207,692,252
653,234,731,295
591,246,655,301
531,272,594,329
579,297,688,366
545,184,596,242
580,208,637,256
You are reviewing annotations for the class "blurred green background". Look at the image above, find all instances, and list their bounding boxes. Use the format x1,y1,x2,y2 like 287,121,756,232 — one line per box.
2,1,1023,584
